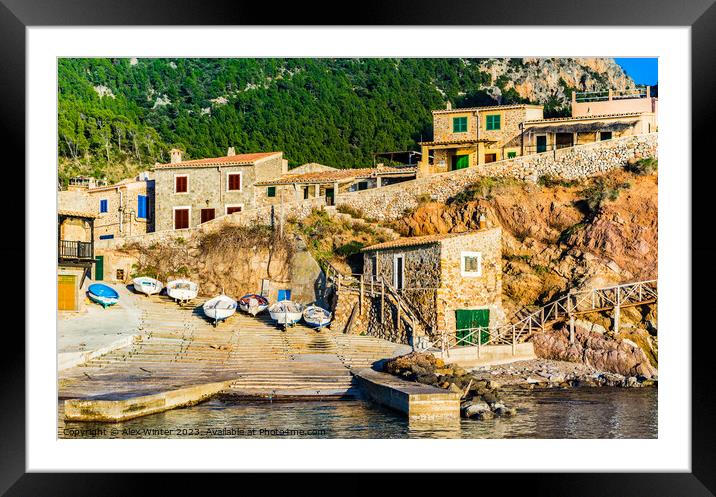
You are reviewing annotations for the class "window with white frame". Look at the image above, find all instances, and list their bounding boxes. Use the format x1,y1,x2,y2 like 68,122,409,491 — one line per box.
461,251,482,277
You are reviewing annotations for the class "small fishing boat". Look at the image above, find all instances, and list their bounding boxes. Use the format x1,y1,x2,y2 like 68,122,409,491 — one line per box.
203,294,237,326
269,300,303,327
87,283,119,309
166,279,198,304
238,294,270,316
303,304,332,328
132,276,163,296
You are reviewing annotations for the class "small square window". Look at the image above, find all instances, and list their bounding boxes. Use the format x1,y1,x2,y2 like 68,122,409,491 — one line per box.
227,173,242,191
486,114,501,130
453,116,468,133
175,175,188,193
507,151,517,159
99,199,108,213
267,186,276,197
600,131,613,141
461,251,482,277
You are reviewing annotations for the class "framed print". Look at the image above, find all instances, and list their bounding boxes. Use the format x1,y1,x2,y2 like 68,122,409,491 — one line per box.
2,0,715,494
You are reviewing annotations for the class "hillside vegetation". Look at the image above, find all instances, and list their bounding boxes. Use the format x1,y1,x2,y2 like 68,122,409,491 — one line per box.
58,57,635,185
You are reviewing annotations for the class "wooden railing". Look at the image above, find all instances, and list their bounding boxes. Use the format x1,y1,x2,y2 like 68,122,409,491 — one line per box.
59,239,94,260
440,279,658,356
325,262,433,342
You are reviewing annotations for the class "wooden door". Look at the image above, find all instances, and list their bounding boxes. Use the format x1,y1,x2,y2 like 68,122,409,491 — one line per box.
453,154,469,170
455,309,490,345
95,256,104,281
58,275,76,311
536,135,547,153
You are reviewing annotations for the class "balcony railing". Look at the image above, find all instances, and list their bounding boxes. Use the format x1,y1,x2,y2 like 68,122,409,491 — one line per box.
59,240,94,260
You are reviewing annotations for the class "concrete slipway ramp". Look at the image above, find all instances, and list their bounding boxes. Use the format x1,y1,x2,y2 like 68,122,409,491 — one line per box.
60,294,411,422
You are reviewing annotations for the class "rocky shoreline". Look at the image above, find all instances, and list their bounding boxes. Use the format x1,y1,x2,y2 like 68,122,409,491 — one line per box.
383,353,656,422
469,358,657,389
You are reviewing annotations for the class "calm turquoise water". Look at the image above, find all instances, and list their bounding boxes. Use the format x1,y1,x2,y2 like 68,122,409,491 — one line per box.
59,387,656,439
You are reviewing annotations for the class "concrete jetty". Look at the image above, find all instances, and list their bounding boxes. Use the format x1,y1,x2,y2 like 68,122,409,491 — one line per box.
353,368,461,425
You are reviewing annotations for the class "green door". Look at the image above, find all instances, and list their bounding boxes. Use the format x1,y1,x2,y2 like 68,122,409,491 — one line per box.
453,154,469,170
95,255,104,281
536,135,547,153
455,309,490,345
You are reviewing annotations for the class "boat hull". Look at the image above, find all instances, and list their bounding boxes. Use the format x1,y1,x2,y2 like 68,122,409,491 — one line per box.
303,305,332,328
268,300,304,325
166,280,199,302
238,294,270,316
203,295,238,324
132,277,163,296
87,284,119,308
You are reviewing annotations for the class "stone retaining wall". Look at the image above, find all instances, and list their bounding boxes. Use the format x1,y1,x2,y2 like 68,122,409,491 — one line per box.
337,133,657,221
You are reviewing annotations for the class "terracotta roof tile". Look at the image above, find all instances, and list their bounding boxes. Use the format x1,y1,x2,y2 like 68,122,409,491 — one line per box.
432,104,543,114
255,166,416,186
58,209,97,219
362,230,482,251
154,152,281,169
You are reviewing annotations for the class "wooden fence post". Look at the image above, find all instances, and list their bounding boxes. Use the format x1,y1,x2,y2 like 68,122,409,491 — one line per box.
380,281,385,322
359,275,364,316
512,325,516,355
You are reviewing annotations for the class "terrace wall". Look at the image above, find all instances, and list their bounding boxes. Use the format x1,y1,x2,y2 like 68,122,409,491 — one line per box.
338,133,657,221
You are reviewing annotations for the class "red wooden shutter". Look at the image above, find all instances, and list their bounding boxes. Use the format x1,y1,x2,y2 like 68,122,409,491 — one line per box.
175,176,188,193
228,173,241,191
174,209,189,229
226,206,242,215
201,208,215,223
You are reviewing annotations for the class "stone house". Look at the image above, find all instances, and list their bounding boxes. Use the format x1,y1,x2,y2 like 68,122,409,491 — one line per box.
152,148,287,231
60,173,154,242
58,210,96,311
418,86,657,177
254,163,416,207
361,228,505,344
522,87,658,152
418,104,545,176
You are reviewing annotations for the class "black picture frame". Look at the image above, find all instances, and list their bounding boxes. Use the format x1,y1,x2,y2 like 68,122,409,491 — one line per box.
2,0,714,494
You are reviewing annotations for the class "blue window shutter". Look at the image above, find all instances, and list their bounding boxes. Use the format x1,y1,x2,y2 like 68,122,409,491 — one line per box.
137,195,147,219
99,234,114,240
100,199,108,213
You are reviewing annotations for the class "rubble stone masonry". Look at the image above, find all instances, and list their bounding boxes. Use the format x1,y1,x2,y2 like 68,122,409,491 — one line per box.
340,133,657,221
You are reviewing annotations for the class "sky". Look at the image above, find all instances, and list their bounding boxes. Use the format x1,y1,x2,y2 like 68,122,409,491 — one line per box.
614,58,658,86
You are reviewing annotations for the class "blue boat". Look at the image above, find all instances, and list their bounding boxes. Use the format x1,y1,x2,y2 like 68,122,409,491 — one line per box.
87,283,119,308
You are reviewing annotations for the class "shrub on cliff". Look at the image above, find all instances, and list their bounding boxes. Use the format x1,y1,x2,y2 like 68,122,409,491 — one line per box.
625,157,658,176
580,177,631,215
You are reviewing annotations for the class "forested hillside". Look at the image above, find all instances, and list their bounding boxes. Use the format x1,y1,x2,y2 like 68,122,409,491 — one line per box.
58,57,635,185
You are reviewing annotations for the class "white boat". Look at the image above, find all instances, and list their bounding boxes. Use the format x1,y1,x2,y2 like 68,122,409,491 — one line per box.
203,294,237,326
303,304,332,328
269,300,303,327
166,279,198,303
238,294,270,316
132,276,164,296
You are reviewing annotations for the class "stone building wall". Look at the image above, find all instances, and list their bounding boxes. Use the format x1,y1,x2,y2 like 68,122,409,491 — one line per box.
338,133,658,221
432,110,479,142
436,228,505,335
153,154,284,231
479,106,532,154
87,181,151,239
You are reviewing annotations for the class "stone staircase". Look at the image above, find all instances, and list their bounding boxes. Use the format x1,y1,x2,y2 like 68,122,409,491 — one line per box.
59,294,410,401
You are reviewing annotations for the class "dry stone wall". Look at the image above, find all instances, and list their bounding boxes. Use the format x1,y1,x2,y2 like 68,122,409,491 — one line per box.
338,133,657,221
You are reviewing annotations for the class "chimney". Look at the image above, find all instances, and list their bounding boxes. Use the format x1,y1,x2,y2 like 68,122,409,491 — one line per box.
170,148,183,164
227,146,236,156
446,101,452,110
